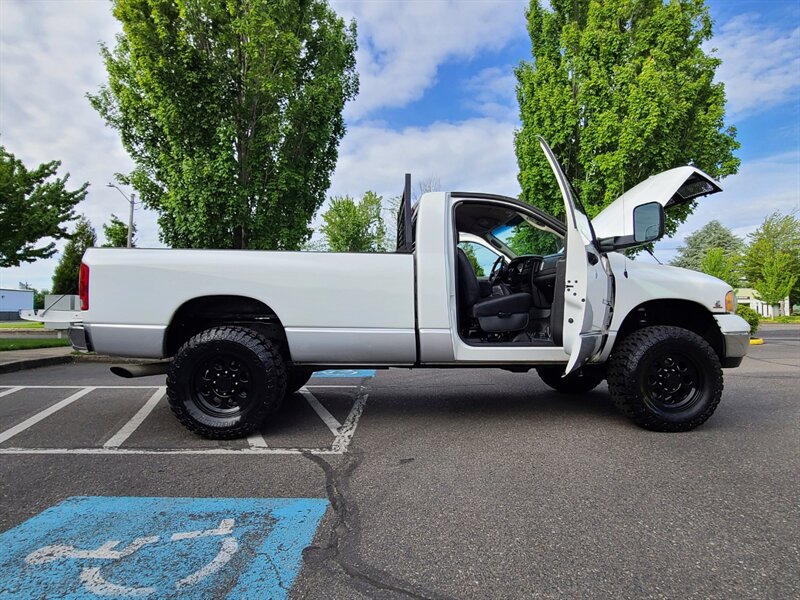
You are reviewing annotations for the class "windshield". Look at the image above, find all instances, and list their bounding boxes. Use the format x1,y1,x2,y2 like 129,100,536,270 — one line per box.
491,215,562,256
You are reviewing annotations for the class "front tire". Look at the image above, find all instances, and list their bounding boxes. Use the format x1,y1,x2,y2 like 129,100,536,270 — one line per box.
607,326,723,432
167,326,286,439
536,365,605,394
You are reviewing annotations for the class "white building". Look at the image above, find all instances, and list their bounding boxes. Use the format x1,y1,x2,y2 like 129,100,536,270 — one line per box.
0,288,34,321
736,287,791,318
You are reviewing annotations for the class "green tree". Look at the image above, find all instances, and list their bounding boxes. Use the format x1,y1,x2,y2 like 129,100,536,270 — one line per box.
671,220,743,271
89,0,358,250
507,225,562,256
51,217,97,295
742,212,800,304
458,243,485,277
320,191,386,252
102,214,136,248
698,247,739,288
753,253,797,318
0,145,87,268
515,0,739,236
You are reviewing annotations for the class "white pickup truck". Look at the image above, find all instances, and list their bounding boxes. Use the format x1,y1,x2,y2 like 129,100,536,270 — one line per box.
62,139,749,437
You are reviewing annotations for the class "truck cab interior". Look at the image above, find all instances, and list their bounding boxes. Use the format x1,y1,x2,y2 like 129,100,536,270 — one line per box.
453,199,566,347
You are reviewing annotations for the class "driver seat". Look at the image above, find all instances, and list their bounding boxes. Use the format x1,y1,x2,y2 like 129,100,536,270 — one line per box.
456,248,532,333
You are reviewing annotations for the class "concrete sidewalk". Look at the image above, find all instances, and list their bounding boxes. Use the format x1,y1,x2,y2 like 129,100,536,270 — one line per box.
0,347,74,374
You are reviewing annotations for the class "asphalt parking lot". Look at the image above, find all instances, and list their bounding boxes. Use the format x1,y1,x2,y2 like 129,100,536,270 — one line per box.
0,325,797,599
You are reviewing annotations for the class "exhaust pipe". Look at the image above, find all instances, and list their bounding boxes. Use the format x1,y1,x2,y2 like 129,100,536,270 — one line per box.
110,362,169,379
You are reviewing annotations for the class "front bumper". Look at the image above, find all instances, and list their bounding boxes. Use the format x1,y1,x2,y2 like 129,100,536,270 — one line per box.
68,325,93,353
713,314,750,368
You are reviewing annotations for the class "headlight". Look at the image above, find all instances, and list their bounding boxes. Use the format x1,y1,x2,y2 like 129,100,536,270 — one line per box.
725,290,737,313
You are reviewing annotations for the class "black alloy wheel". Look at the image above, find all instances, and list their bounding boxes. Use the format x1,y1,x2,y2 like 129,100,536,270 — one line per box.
642,350,704,414
193,353,254,417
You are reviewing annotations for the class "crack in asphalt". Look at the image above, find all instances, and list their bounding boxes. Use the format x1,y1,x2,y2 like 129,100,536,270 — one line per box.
301,450,457,600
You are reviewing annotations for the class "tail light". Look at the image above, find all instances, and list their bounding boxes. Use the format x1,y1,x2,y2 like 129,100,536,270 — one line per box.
79,263,90,310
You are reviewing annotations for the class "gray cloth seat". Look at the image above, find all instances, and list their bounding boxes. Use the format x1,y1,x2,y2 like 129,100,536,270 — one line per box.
456,248,531,333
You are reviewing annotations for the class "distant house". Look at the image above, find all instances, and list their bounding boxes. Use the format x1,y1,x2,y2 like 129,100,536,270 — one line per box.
736,288,791,318
0,288,34,321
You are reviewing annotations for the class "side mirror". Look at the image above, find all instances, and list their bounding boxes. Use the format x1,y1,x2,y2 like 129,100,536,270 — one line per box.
633,202,664,243
598,202,665,252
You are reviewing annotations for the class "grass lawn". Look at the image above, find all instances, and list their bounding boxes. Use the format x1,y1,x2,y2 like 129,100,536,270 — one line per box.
0,321,44,329
0,338,70,351
759,315,800,324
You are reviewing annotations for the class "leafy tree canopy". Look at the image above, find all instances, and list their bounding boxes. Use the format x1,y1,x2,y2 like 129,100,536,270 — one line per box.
89,0,358,250
320,191,386,252
457,243,486,277
515,0,739,237
742,211,800,304
102,214,136,248
753,252,797,316
698,246,739,289
0,145,87,268
51,216,97,295
507,224,563,256
671,220,743,271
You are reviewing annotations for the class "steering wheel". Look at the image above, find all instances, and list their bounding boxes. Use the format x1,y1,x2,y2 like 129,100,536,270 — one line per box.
489,256,506,285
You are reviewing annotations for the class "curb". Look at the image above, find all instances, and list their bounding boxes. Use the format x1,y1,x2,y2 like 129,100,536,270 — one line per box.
749,338,764,345
0,355,74,375
0,353,147,375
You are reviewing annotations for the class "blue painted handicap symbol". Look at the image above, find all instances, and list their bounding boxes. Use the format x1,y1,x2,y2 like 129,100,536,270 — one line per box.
0,496,328,599
312,369,375,378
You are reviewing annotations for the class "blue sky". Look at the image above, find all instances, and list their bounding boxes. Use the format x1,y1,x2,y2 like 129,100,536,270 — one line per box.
1,0,798,290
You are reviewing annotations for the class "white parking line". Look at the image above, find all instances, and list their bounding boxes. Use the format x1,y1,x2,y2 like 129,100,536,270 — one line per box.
332,387,368,453
0,387,23,398
0,383,370,455
0,385,159,389
0,447,340,455
305,385,359,389
0,387,96,445
300,389,342,436
103,387,166,449
246,432,269,448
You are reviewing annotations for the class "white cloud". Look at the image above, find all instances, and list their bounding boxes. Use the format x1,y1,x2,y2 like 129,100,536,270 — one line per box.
462,65,519,120
330,117,520,201
711,15,800,121
332,0,527,120
0,0,162,291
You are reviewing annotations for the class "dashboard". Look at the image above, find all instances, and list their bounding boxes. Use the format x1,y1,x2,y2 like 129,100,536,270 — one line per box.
503,252,563,304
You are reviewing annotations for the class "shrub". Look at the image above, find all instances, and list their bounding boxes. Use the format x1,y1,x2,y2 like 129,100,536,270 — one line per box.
736,305,760,336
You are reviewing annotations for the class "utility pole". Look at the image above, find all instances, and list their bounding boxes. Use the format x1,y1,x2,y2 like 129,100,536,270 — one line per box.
107,183,136,248
127,193,135,249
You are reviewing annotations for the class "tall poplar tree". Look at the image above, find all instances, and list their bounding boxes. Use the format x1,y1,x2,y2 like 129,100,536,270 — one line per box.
515,0,739,236
89,0,358,250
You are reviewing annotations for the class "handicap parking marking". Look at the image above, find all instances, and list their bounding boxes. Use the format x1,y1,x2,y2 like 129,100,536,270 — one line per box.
311,369,376,378
0,496,328,599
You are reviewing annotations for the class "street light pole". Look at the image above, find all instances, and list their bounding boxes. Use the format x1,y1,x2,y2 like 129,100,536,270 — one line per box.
127,193,135,249
107,183,135,248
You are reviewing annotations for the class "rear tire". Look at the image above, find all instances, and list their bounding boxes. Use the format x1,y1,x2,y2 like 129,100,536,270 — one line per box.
536,365,605,394
167,326,286,439
286,367,315,395
607,326,723,432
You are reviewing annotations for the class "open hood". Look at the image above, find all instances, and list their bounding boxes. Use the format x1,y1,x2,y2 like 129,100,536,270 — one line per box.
591,166,722,240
